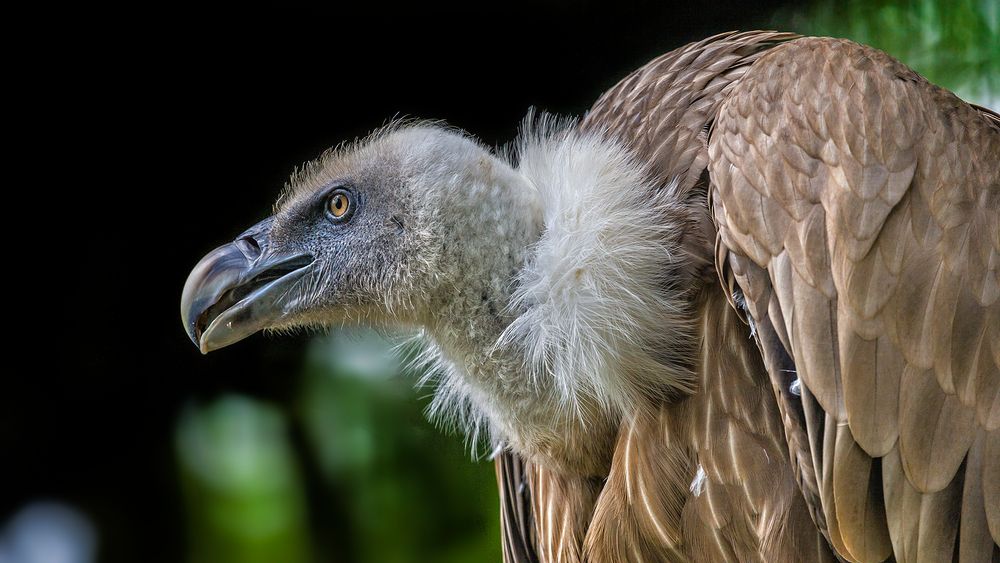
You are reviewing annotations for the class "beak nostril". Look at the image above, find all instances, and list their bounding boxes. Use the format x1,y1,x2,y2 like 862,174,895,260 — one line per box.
237,236,262,261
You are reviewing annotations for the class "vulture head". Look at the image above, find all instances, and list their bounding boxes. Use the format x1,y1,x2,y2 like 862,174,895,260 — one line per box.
182,119,700,475
182,125,533,349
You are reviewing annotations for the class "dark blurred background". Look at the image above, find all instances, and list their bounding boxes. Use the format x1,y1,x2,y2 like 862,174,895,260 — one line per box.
9,2,995,562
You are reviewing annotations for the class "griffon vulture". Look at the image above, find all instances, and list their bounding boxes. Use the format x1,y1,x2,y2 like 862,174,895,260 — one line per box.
181,31,999,562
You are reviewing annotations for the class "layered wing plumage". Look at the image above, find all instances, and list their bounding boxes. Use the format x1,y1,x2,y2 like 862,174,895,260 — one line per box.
498,31,841,562
497,451,541,563
499,286,838,562
581,285,837,562
709,37,1000,562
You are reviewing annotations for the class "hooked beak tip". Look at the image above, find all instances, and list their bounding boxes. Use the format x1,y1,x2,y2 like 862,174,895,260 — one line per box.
180,223,314,354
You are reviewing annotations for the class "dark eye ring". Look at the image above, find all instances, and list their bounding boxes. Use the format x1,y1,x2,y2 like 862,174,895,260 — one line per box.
326,189,353,222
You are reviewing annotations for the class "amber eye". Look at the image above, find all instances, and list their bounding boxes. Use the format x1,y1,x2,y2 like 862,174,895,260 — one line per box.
327,191,351,219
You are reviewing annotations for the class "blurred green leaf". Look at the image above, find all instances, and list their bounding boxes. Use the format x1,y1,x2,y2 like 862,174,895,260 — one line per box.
297,330,501,563
772,0,999,107
176,396,312,563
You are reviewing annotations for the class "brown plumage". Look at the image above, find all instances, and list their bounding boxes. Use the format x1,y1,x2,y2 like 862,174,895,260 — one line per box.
497,31,999,562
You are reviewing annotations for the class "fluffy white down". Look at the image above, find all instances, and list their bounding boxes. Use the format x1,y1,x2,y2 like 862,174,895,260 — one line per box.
496,118,697,417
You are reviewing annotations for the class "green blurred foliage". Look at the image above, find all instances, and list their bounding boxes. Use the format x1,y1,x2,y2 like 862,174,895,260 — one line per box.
176,331,500,563
297,332,500,563
772,0,999,106
176,397,312,563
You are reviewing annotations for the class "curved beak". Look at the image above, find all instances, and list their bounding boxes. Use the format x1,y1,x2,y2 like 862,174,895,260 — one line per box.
180,217,315,353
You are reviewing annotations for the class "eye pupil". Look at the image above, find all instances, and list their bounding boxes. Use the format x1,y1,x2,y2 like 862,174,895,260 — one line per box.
328,192,350,219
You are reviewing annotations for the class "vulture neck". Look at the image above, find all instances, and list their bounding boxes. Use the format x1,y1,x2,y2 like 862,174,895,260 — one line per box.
416,121,700,477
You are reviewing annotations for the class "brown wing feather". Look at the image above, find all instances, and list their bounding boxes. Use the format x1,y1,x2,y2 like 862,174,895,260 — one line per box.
496,451,540,563
582,31,801,271
582,30,800,192
710,36,1000,561
583,284,837,562
527,462,602,563
496,449,603,563
582,404,696,563
682,285,837,562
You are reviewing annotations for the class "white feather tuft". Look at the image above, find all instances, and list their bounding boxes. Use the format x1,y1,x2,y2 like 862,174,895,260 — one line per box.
690,464,707,496
496,115,698,417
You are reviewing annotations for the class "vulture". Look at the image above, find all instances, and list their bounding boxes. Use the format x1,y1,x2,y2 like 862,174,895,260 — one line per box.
181,31,999,562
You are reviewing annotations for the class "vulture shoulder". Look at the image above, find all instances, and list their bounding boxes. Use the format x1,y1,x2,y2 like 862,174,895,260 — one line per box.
710,36,1000,562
